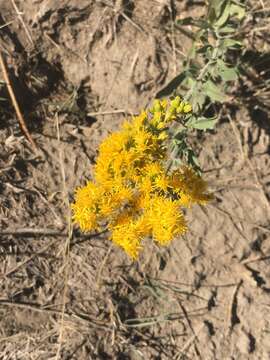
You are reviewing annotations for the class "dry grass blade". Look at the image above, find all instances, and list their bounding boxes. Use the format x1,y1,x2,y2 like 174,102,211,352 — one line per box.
0,239,56,280
177,300,202,359
0,299,109,330
0,20,14,30
124,313,183,328
0,52,37,151
87,109,133,116
96,243,113,288
9,0,34,46
175,324,205,360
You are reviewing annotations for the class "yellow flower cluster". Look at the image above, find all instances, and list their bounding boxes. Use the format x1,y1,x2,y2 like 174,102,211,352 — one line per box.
71,97,212,259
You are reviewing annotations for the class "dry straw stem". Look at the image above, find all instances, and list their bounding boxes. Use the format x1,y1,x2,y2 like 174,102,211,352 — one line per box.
0,299,109,330
0,21,14,30
96,243,113,288
0,52,37,151
241,254,270,265
10,0,34,46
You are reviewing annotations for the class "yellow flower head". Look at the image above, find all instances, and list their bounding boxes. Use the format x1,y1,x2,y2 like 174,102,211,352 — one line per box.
153,173,170,193
72,97,212,260
170,166,213,207
145,196,187,245
71,181,103,231
110,216,143,259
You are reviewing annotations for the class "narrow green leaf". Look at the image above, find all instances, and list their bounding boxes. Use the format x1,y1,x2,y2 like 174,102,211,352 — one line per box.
186,148,201,173
176,17,210,29
175,25,196,40
156,72,187,98
208,63,220,80
214,2,231,28
176,17,195,26
211,0,228,17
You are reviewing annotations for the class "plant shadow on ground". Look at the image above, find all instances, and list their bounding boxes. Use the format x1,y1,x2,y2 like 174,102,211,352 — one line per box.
240,50,270,139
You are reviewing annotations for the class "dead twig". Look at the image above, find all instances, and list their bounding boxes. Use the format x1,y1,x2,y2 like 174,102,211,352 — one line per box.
0,53,37,151
226,280,242,336
241,255,270,265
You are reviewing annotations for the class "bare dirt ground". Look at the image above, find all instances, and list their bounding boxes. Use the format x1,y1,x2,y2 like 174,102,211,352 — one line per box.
0,1,270,359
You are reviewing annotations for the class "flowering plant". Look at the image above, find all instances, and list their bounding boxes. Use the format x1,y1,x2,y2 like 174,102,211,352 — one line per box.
71,97,212,259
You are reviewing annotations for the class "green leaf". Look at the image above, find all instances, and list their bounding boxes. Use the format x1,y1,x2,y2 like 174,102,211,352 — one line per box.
217,60,238,81
208,63,220,80
221,67,238,81
176,17,194,26
176,17,210,29
190,90,206,112
214,2,231,28
208,7,217,25
175,25,196,40
210,0,228,18
197,44,213,55
186,148,201,174
202,80,226,102
222,39,242,49
219,26,236,33
187,116,217,130
188,42,197,60
156,72,187,98
230,3,246,20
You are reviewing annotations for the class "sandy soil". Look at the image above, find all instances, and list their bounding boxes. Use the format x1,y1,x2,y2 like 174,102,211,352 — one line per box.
0,1,270,359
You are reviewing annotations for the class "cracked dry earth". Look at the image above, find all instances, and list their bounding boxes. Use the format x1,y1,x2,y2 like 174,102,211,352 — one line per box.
0,0,270,359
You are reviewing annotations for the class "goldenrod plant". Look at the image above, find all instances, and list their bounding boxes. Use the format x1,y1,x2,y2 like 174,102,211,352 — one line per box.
155,0,246,174
157,0,246,125
72,97,212,260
